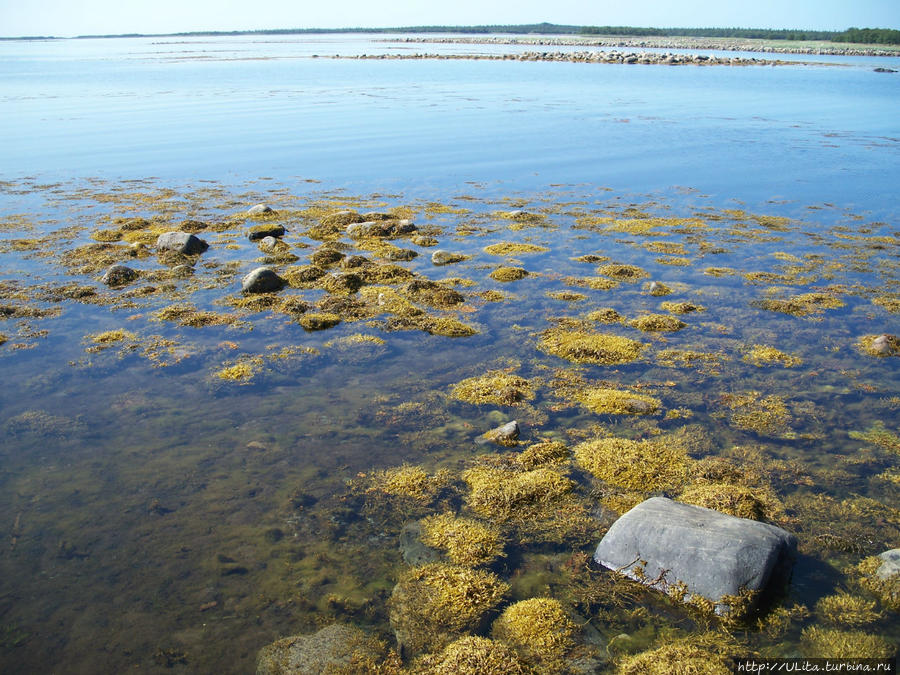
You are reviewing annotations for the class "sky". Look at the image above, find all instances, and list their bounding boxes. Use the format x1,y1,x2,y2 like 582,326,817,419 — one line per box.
1,0,899,38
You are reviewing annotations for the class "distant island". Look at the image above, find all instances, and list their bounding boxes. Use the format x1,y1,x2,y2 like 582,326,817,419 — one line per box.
3,23,899,45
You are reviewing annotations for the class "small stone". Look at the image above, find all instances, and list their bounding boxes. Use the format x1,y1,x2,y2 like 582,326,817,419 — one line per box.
870,335,893,356
156,231,208,255
258,236,279,251
385,248,418,262
247,204,275,216
101,264,139,287
248,223,286,241
483,420,520,447
876,548,900,580
241,267,286,294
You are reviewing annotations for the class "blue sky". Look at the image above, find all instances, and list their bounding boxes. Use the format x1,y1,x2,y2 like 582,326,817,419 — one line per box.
2,0,899,37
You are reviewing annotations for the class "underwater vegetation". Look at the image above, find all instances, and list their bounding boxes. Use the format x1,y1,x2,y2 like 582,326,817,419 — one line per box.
1,179,899,673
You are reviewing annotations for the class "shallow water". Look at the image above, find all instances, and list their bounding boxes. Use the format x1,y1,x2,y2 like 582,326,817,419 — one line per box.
0,34,898,673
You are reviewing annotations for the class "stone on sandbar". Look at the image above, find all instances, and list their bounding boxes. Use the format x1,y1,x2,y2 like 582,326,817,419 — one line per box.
156,231,208,255
594,496,797,612
241,267,285,294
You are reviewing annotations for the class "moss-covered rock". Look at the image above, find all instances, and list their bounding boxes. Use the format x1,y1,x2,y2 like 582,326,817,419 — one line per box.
538,328,643,365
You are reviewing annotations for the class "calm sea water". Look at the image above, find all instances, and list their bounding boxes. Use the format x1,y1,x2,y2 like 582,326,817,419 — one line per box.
0,34,898,673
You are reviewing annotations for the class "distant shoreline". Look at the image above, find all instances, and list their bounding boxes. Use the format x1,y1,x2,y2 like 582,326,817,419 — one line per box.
2,22,899,50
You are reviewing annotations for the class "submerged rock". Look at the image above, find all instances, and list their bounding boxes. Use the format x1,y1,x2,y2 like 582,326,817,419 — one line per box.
594,496,797,613
256,623,385,675
431,250,466,265
156,231,209,255
101,264,139,287
876,549,900,580
241,267,286,294
482,420,520,447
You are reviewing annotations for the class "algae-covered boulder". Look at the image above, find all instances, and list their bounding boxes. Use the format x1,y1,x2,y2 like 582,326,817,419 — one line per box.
594,497,797,613
156,231,208,255
415,635,529,674
242,267,286,294
247,203,275,216
256,623,385,674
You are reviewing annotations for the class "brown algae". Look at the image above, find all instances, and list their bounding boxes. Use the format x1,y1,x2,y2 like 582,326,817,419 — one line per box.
462,465,575,521
415,635,529,674
389,563,509,654
629,314,687,332
573,436,689,493
489,267,528,282
576,387,661,415
451,371,535,406
743,345,803,367
419,512,504,567
491,597,577,667
483,243,549,255
537,327,643,365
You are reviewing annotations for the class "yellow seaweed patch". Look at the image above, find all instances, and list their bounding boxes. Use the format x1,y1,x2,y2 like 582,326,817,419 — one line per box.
215,356,262,383
564,276,619,290
416,635,529,674
629,314,687,332
754,291,845,317
573,436,689,493
615,631,737,675
491,597,577,667
872,296,900,314
800,626,894,659
585,308,623,324
490,267,528,282
369,464,451,504
154,303,239,328
451,371,535,406
462,465,575,521
537,327,643,365
390,563,509,654
677,483,785,522
87,329,135,345
419,512,504,567
298,312,341,331
720,391,790,435
600,216,708,236
483,243,549,255
577,387,661,415
659,301,705,314
815,592,881,628
546,290,586,302
743,345,802,368
597,263,649,282
517,440,570,469
849,422,900,455
656,256,692,266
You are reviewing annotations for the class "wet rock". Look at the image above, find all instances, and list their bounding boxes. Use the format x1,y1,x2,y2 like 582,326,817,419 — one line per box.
241,267,286,294
101,264,139,287
874,67,897,73
346,221,383,238
483,420,520,447
869,334,898,356
399,522,441,566
258,236,279,251
156,231,209,255
248,223,286,241
393,219,417,234
257,624,385,675
594,497,797,613
247,204,275,216
876,549,900,580
340,254,369,269
431,250,466,265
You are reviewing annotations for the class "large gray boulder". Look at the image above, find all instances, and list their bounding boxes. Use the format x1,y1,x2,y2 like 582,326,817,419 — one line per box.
156,231,208,255
241,267,286,294
594,497,797,612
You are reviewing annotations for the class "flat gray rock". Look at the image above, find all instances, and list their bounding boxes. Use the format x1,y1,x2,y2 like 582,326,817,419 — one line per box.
876,548,900,580
594,497,797,610
241,267,285,294
156,231,208,255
